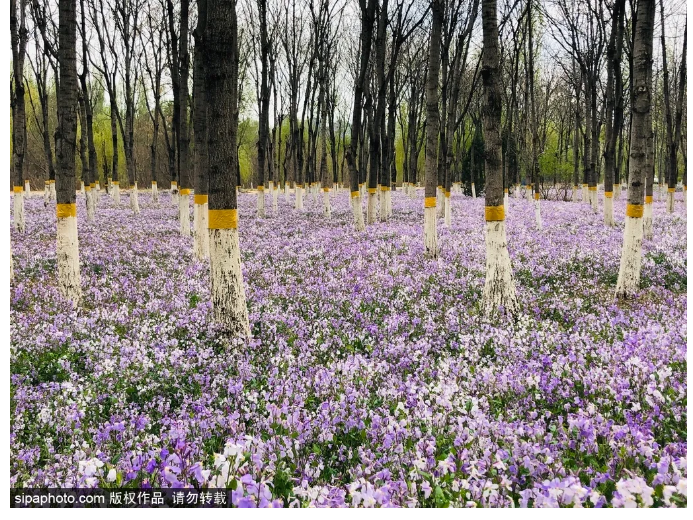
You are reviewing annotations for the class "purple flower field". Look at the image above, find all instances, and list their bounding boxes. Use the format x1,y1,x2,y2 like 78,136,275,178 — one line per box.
10,190,687,507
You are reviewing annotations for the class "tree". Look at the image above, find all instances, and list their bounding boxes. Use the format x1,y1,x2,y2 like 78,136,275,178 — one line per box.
345,0,376,231
177,0,192,233
481,0,517,315
602,0,625,226
205,0,250,337
193,0,210,259
55,0,82,303
78,0,98,222
615,0,655,299
660,0,686,213
11,0,29,233
423,0,444,259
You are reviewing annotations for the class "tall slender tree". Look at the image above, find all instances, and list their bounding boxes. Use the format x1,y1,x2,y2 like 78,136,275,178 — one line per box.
423,0,444,259
56,0,82,303
481,0,517,314
205,0,250,336
11,0,29,233
193,0,210,258
615,0,655,299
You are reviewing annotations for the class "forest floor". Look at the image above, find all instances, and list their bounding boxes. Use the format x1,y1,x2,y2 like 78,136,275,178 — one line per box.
10,190,687,507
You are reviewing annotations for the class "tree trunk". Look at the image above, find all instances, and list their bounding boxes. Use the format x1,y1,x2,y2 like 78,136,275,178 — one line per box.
193,0,210,259
615,0,655,299
205,0,250,337
11,0,28,233
55,0,82,304
423,0,444,259
481,0,517,315
178,0,191,233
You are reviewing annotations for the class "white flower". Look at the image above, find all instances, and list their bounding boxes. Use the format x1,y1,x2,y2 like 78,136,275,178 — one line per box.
107,469,117,482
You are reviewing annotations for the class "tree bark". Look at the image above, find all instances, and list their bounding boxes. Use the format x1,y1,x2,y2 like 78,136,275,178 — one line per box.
205,0,250,337
615,0,655,299
56,0,82,304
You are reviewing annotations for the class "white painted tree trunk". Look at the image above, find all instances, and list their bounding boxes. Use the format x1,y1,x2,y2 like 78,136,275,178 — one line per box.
80,181,85,195
666,190,675,213
379,188,387,221
57,212,82,304
171,182,179,206
504,190,509,208
482,220,517,315
322,189,331,219
643,202,653,239
50,181,56,201
152,181,159,204
284,183,290,201
24,180,31,195
534,199,543,229
272,184,279,212
424,206,438,259
113,183,121,205
589,190,598,212
44,182,50,203
13,190,25,233
684,187,687,207
295,186,304,210
386,189,392,218
367,191,377,224
179,192,190,236
131,182,140,214
351,193,365,231
615,215,644,299
471,183,477,199
193,201,209,259
572,186,577,202
86,188,95,222
604,196,614,226
209,228,250,337
614,184,621,199
257,187,265,217
444,194,451,227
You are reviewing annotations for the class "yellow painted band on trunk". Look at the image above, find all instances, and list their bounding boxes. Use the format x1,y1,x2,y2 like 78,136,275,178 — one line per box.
151,181,157,185
49,180,55,184
589,186,597,191
57,203,77,218
90,183,95,188
208,209,238,229
296,184,303,188
85,185,92,192
534,193,540,200
257,185,264,191
171,181,177,186
625,204,644,218
323,188,329,192
583,184,588,187
194,194,208,204
604,191,613,198
112,181,119,185
445,191,450,197
179,188,191,195
381,186,391,191
13,186,23,193
424,197,436,208
504,188,508,193
485,205,505,221
668,188,676,192
645,195,653,203
351,191,359,198
368,188,377,194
